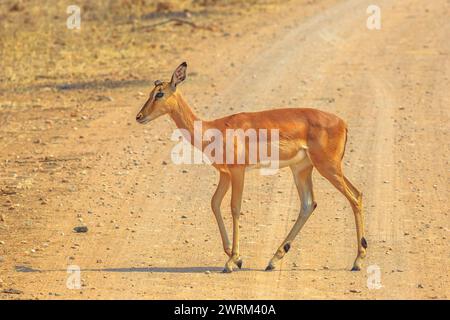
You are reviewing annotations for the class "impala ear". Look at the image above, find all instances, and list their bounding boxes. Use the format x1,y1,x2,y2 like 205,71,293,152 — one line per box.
170,62,187,90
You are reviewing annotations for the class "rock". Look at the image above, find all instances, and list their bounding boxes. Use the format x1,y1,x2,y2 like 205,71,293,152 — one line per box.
2,288,23,294
73,226,88,233
205,270,211,274
9,2,24,12
49,292,62,296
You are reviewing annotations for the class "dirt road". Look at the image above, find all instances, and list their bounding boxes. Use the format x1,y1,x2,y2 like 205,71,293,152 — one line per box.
0,0,448,299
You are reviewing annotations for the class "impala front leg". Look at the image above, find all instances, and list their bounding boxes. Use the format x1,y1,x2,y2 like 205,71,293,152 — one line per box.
223,167,245,273
211,172,232,257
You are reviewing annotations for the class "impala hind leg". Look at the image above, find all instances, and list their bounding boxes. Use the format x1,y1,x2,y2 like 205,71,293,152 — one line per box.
211,172,232,257
223,167,245,273
313,162,366,271
266,165,317,271
343,175,365,270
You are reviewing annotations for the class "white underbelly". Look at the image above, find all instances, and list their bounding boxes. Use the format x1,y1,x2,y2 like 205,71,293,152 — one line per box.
246,149,310,171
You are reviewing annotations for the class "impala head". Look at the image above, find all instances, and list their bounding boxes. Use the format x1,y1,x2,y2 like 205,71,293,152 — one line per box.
136,62,188,124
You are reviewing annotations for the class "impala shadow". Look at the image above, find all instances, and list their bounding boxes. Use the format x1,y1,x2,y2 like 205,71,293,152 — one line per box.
14,265,253,274
91,266,253,273
15,265,345,274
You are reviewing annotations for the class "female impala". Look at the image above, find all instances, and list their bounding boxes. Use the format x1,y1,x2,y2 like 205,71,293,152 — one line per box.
136,62,367,273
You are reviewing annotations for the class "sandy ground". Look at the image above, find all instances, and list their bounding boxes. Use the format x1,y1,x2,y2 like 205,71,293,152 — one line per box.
0,0,449,299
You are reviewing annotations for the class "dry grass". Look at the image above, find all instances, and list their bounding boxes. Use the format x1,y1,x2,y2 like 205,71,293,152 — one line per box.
0,0,287,92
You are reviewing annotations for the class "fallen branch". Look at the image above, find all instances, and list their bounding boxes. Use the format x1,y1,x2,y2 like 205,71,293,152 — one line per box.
0,189,17,195
14,157,82,164
139,18,217,32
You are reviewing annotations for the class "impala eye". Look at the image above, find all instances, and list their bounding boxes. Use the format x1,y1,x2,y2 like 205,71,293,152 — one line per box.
155,92,164,99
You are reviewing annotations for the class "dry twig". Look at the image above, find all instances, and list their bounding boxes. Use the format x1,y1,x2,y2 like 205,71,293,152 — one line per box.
139,18,217,32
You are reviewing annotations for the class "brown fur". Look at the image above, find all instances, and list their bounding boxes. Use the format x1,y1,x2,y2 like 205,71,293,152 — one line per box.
136,63,366,272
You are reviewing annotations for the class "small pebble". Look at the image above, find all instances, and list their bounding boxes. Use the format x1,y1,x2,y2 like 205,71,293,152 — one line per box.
73,226,88,233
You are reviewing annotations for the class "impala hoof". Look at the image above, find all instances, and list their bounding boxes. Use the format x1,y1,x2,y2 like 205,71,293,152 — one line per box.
351,266,361,271
235,258,243,269
265,263,275,271
222,268,232,273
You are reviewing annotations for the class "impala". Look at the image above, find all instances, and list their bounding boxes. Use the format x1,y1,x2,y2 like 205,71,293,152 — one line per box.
136,62,367,272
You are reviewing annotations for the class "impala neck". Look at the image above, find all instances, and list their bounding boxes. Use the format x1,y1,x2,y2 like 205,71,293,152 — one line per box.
169,92,202,138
